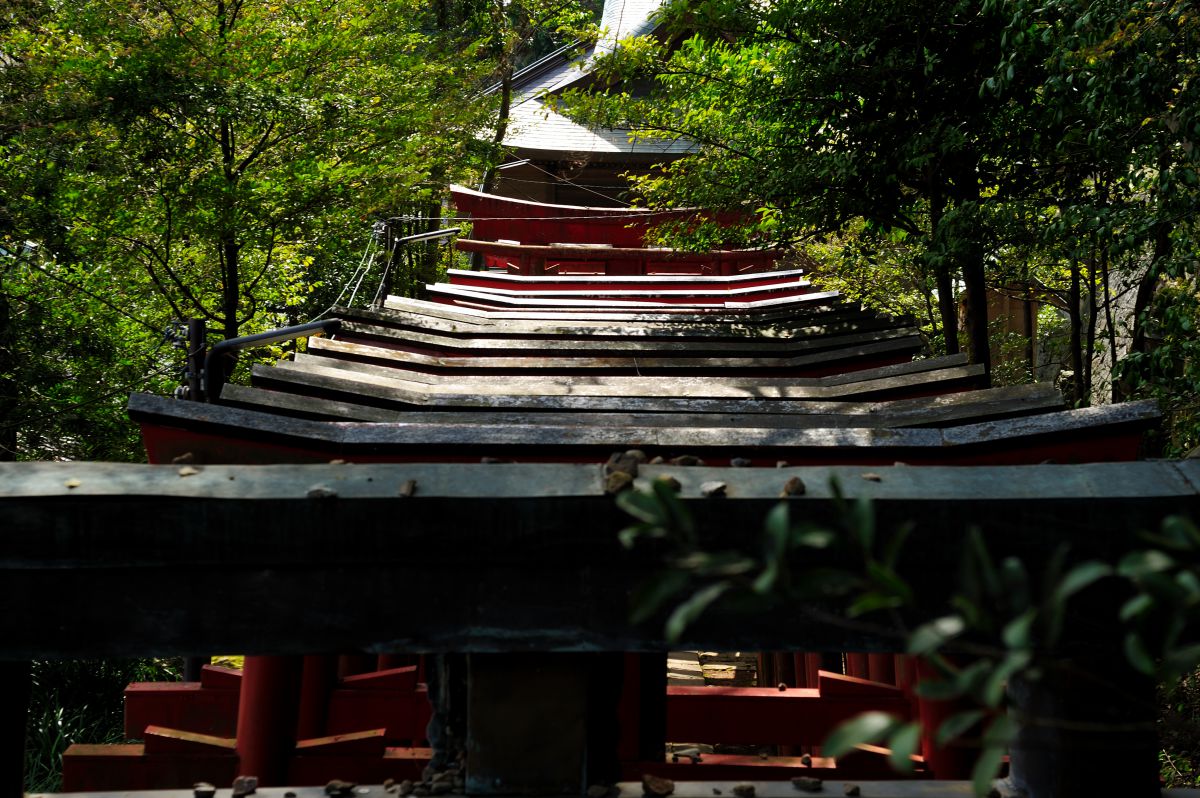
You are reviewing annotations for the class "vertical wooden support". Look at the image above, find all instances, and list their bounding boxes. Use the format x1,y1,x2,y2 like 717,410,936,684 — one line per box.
337,654,375,679
913,658,975,780
867,653,896,685
756,653,775,687
773,653,797,687
845,653,870,680
296,655,338,741
466,654,623,795
791,654,809,687
634,654,666,763
182,318,211,682
377,654,418,671
804,654,823,688
235,655,302,785
0,661,30,798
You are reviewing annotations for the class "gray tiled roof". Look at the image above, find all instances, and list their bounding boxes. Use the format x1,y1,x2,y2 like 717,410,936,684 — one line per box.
504,0,691,158
505,99,694,156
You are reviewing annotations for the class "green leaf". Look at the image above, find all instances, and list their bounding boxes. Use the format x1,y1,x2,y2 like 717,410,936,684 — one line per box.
971,740,1006,797
765,501,790,543
664,582,731,643
847,591,906,617
881,521,913,569
1053,560,1112,602
755,503,791,593
652,478,695,540
616,489,665,526
865,560,914,605
792,527,836,549
1118,550,1175,579
937,710,985,747
982,650,1032,707
1000,556,1031,610
848,497,875,551
1119,593,1155,621
630,570,691,624
887,722,921,772
1002,609,1036,650
1124,632,1156,676
908,615,966,656
822,712,902,759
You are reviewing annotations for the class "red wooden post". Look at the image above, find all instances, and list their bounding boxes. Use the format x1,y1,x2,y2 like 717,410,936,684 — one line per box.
913,658,976,779
804,654,822,688
867,653,896,685
792,654,809,687
235,655,303,784
845,653,870,680
296,655,338,741
337,654,375,679
377,654,417,670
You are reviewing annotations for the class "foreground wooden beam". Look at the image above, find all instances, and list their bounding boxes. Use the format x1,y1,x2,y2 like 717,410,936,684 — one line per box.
1,460,1196,658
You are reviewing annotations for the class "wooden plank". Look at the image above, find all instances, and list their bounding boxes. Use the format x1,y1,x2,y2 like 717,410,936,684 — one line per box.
330,312,915,347
333,320,921,355
427,280,814,300
445,266,808,286
0,459,1194,658
454,238,785,261
273,355,983,400
128,392,1154,465
308,337,964,383
426,282,839,311
218,382,1062,428
247,360,984,412
665,682,913,746
310,334,905,373
380,294,849,326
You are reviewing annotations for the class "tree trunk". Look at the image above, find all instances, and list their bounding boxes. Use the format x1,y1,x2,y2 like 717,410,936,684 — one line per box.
1024,281,1035,380
1068,258,1085,405
1100,245,1118,403
1085,253,1098,405
0,287,16,461
222,237,240,340
480,66,513,195
957,175,990,380
929,187,958,355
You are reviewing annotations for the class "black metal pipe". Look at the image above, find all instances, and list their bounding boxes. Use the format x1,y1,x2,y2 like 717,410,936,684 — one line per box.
203,318,341,402
375,226,462,304
382,226,461,244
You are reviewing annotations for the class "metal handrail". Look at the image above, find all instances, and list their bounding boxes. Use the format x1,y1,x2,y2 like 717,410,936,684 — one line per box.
203,318,342,402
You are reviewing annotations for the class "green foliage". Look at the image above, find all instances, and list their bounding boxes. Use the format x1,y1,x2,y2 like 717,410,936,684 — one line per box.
0,0,511,460
617,481,1200,795
566,0,1200,406
26,659,180,793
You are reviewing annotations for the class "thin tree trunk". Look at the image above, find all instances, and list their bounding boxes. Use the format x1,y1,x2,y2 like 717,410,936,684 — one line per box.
1023,281,1035,381
957,174,990,380
1100,244,1118,403
929,184,958,355
0,286,16,461
1069,258,1085,405
480,64,513,195
222,238,241,340
1085,252,1098,405
923,284,940,343
1128,148,1174,359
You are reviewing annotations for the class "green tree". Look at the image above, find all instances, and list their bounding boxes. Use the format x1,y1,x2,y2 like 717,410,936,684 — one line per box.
567,0,1037,373
1,0,489,341
565,0,1199,398
0,0,494,459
